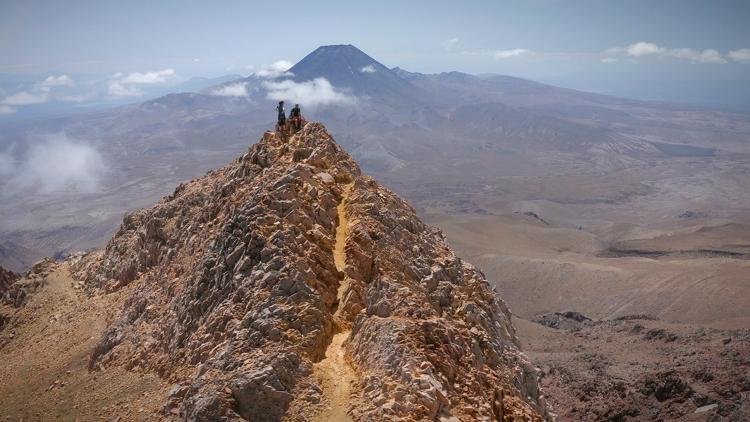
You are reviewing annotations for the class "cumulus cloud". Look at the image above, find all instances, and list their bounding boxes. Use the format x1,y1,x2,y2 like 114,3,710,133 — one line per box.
492,48,532,59
42,75,74,87
107,68,176,98
119,69,175,84
626,42,664,57
254,60,294,79
728,48,750,63
107,81,142,97
211,82,249,97
360,64,376,73
462,48,533,60
442,37,460,52
668,48,726,64
0,133,107,197
263,78,356,107
605,42,733,64
2,90,49,105
0,74,77,108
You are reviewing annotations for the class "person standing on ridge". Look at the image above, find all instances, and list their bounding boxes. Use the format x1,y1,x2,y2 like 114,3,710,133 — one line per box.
275,101,286,133
290,103,304,132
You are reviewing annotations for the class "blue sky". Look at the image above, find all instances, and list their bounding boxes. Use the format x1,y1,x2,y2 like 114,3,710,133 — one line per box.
1,0,749,110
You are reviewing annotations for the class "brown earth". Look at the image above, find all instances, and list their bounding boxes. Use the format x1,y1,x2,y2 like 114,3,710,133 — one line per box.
423,206,750,421
425,212,750,329
0,260,169,421
311,182,358,422
516,315,750,421
1,123,552,421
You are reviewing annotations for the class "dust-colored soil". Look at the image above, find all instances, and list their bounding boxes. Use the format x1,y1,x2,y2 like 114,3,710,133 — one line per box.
425,212,750,328
515,315,750,421
0,264,168,421
312,332,357,422
422,210,750,419
313,183,358,422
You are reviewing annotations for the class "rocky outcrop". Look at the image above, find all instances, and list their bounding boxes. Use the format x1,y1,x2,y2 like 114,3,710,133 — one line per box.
0,259,53,308
0,265,20,296
75,123,550,421
0,265,21,331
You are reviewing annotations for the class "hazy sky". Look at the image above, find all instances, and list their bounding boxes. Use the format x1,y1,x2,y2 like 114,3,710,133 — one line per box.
2,0,750,110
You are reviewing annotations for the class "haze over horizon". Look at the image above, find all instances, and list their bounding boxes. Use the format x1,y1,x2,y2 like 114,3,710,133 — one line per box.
2,3,750,420
2,0,750,112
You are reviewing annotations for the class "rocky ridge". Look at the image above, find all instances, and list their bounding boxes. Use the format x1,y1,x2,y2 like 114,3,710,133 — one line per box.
71,122,550,421
0,265,20,297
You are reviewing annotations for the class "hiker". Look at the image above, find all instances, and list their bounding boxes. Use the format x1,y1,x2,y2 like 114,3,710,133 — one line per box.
289,103,304,132
275,101,286,132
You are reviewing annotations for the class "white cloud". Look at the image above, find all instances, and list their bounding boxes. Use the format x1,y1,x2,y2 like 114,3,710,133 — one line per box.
211,82,248,97
1,134,107,197
193,58,201,63
605,42,732,64
668,48,726,64
626,42,664,57
0,74,80,107
263,78,356,107
442,37,460,52
2,90,49,105
492,48,532,59
254,60,294,79
601,57,618,63
106,68,176,98
728,48,750,62
119,69,175,84
42,75,74,87
360,64,376,73
107,81,142,97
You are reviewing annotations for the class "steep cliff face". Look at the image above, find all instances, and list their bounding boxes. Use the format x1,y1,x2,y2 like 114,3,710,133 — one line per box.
74,123,550,421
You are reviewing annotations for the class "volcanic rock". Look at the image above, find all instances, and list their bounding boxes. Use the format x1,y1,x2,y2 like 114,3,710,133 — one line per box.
73,123,550,421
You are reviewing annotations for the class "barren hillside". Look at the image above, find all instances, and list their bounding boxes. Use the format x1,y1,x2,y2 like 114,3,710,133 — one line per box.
0,123,551,421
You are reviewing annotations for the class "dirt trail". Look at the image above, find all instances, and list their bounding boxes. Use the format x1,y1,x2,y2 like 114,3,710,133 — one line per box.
313,183,358,422
0,264,167,421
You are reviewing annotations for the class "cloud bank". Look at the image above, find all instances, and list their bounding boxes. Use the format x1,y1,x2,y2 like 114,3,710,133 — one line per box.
211,82,249,97
263,78,356,107
0,134,107,197
492,48,532,59
0,74,79,113
42,75,74,87
461,47,533,60
606,42,736,64
728,49,750,63
254,60,294,79
108,68,176,97
2,91,49,106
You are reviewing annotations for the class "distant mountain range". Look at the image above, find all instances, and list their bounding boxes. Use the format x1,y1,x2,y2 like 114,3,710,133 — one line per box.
0,73,243,122
1,44,749,271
